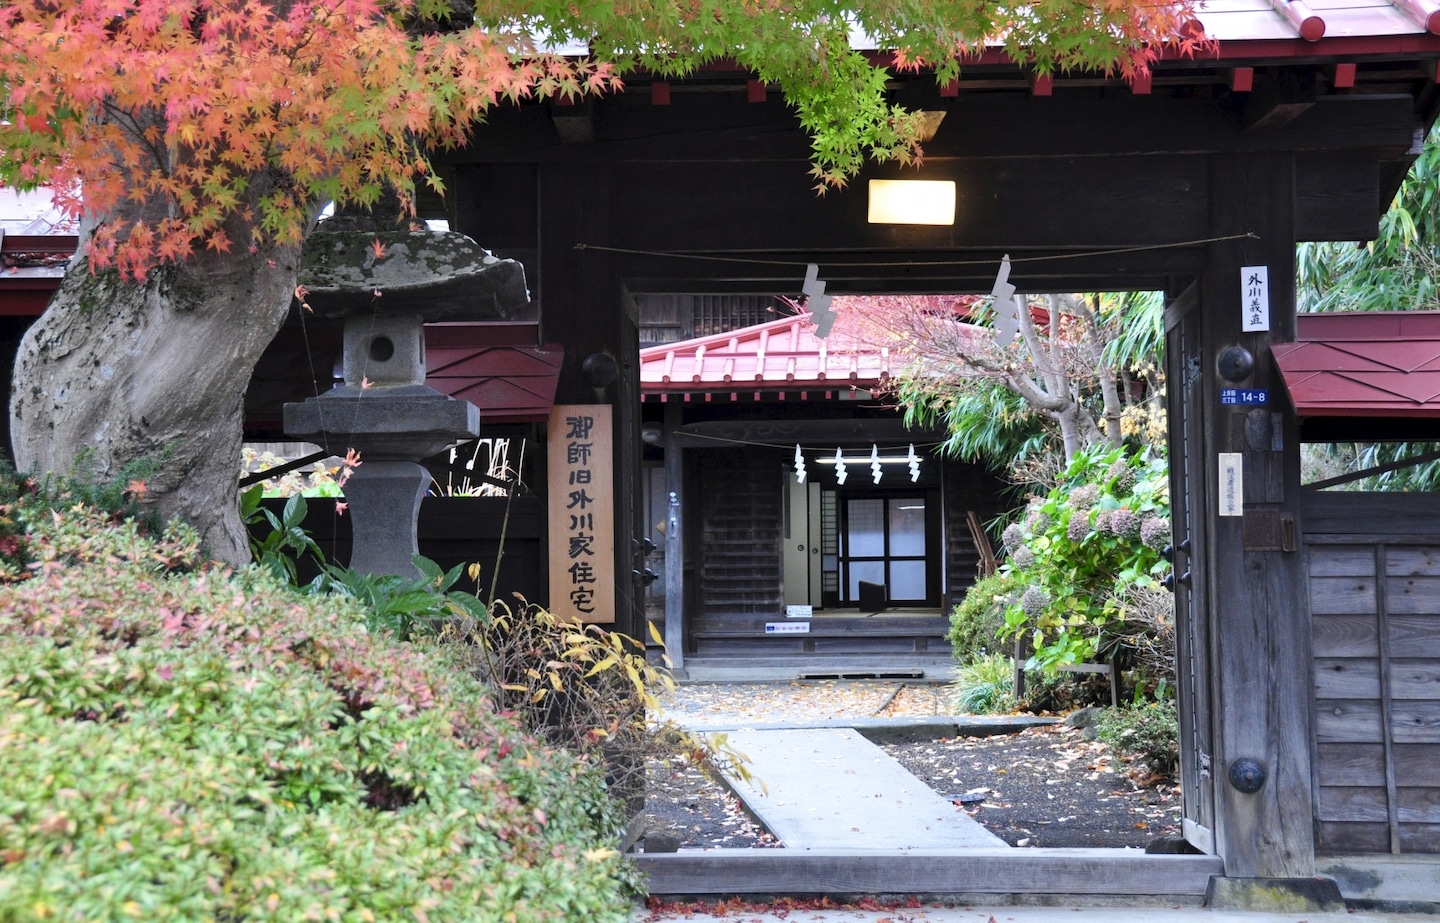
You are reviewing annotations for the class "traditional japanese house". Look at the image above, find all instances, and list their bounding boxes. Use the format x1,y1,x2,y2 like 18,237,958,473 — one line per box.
637,308,1009,679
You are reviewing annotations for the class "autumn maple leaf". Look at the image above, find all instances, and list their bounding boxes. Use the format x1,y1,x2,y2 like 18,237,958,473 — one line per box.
370,238,386,261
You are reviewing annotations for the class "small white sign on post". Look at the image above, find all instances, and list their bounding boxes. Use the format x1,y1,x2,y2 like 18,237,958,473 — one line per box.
1219,453,1243,517
785,605,813,619
1241,265,1270,332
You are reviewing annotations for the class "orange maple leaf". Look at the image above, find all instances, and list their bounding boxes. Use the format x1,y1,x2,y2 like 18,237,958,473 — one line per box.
370,238,386,261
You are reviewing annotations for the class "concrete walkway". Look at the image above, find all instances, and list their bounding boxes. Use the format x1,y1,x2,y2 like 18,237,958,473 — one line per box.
720,727,1007,849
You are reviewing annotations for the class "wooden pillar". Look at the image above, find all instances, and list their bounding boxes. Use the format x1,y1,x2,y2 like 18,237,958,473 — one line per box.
663,400,686,672
1195,153,1315,879
537,163,644,640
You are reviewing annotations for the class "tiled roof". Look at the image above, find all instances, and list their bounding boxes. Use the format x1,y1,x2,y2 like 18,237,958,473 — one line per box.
1273,312,1440,417
639,313,898,399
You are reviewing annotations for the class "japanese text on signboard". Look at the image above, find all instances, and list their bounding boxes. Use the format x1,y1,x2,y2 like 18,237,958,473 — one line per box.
1241,265,1270,332
548,405,615,623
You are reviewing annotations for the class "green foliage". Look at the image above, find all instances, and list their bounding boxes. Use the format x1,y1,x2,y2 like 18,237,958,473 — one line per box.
952,652,1016,715
1095,702,1180,777
1298,125,1440,314
312,554,491,639
900,375,1053,469
998,445,1172,673
948,571,1019,660
240,485,324,585
0,504,631,922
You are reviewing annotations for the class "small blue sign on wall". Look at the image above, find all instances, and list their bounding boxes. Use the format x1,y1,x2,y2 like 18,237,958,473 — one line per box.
1221,388,1269,406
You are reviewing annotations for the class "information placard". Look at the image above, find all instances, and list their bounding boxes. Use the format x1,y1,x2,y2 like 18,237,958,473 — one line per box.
548,405,615,623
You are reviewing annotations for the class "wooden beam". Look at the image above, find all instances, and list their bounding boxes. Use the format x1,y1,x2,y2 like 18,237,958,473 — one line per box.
1294,153,1381,242
1333,62,1357,90
607,156,1212,255
455,90,1416,165
674,418,943,447
746,79,767,103
1244,68,1318,132
651,82,671,105
1231,67,1255,93
636,848,1224,898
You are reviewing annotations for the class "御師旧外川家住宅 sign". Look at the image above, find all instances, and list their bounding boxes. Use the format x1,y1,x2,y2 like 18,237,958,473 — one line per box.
548,405,615,623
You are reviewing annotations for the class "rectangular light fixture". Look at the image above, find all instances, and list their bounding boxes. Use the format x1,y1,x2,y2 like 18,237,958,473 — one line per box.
867,179,956,226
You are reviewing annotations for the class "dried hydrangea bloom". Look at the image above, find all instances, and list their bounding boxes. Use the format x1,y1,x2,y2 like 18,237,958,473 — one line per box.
1012,545,1037,569
1069,484,1099,510
1141,515,1172,550
1067,512,1092,542
1002,522,1026,552
1020,585,1050,617
1107,508,1142,539
1108,458,1138,492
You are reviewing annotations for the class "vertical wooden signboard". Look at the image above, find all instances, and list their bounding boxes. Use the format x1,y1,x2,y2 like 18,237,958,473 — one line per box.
548,405,615,623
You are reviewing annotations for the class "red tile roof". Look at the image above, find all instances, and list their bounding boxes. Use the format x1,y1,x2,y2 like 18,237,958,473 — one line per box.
639,313,896,399
1273,312,1440,417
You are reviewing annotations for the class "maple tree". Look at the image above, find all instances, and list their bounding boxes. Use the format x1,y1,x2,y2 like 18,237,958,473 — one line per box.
1,0,1200,564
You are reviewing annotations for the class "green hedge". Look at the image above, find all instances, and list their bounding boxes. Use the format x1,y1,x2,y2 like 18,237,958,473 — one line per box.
0,504,631,922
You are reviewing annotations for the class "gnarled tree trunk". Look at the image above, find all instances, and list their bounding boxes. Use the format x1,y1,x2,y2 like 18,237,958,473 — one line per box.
10,239,300,565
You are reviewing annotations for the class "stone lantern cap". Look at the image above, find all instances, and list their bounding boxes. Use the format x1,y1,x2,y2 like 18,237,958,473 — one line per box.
296,229,529,322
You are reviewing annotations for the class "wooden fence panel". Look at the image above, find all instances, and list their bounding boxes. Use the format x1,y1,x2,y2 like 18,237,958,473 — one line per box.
1304,495,1440,856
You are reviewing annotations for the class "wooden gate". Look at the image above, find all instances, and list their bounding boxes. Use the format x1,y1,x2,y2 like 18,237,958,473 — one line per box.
1304,492,1440,854
1166,287,1218,853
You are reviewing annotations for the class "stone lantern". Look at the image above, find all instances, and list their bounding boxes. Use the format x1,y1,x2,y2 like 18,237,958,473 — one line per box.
284,227,529,576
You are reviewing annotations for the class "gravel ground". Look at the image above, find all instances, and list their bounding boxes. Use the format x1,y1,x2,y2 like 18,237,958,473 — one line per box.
636,681,1180,851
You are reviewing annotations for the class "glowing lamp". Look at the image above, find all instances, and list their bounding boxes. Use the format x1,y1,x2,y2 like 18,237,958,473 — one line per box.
867,179,956,226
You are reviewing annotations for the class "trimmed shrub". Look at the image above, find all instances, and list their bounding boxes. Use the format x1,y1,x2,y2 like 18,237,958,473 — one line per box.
947,570,1018,660
0,505,630,922
1095,702,1180,778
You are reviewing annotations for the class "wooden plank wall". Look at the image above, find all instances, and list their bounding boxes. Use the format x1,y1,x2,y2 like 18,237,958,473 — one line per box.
1306,494,1440,855
942,460,1010,610
696,448,784,620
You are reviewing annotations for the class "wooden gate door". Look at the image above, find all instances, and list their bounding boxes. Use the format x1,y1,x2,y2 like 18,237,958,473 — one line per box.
1166,286,1218,852
1304,492,1440,855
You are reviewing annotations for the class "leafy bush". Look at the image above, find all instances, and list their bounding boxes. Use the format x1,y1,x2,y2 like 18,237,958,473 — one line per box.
998,445,1172,675
441,600,755,821
0,504,631,922
1095,702,1180,777
948,570,1018,660
952,652,1016,714
312,554,491,640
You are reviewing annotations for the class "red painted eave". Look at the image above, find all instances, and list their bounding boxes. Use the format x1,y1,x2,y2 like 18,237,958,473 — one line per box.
1273,312,1440,417
639,312,897,398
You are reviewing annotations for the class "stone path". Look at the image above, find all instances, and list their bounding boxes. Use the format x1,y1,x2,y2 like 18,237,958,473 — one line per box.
719,727,1008,850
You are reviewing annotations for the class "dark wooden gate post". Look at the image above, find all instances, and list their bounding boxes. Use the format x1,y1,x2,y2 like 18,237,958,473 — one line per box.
537,162,646,641
1191,152,1317,884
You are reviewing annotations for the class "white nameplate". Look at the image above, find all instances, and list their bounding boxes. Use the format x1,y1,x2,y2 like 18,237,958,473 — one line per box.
785,605,813,619
1241,266,1270,332
765,622,811,635
1219,453,1243,517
